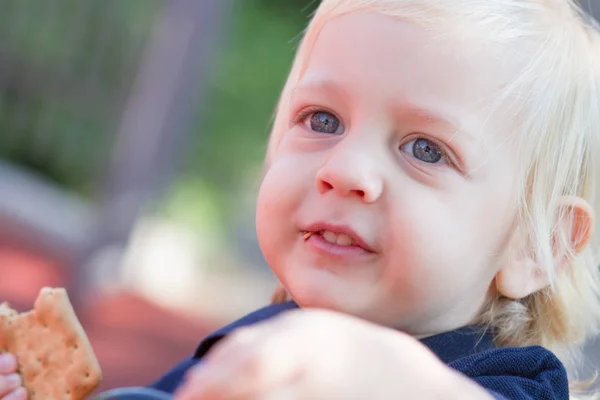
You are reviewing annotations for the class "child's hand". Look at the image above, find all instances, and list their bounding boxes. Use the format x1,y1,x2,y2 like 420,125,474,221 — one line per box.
0,354,26,400
174,310,493,400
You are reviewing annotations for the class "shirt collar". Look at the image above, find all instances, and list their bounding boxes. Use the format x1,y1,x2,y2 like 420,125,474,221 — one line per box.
194,301,495,363
420,325,495,364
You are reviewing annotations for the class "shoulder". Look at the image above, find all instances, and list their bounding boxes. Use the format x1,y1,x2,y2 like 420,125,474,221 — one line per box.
449,345,569,400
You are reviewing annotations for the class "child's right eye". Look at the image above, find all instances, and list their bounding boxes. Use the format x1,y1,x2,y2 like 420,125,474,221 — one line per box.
296,108,345,135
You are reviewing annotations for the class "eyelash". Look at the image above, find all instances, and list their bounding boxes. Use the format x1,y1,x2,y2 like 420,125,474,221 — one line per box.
292,106,455,167
293,106,341,125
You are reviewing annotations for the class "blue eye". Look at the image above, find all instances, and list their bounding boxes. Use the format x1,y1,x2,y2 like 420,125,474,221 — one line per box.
401,138,445,164
307,111,344,135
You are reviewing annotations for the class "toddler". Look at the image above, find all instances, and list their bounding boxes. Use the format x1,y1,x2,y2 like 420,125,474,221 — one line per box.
3,0,600,398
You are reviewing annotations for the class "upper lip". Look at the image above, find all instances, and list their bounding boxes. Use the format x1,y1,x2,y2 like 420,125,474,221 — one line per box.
302,222,378,253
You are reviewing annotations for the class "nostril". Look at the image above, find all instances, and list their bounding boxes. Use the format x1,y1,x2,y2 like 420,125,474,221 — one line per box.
318,179,334,192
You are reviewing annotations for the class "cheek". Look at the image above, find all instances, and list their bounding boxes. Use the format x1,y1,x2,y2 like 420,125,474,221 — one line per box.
383,185,514,293
383,207,465,296
256,168,287,253
256,158,312,261
258,157,310,207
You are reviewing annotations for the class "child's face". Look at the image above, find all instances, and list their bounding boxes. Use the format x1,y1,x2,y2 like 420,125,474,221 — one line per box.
257,12,523,335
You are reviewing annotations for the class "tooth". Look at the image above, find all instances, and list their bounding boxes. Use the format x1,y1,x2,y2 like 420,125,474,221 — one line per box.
336,234,353,246
322,230,338,244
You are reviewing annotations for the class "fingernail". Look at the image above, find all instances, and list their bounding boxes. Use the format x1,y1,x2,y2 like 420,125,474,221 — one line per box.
0,353,14,368
5,373,21,388
5,387,27,400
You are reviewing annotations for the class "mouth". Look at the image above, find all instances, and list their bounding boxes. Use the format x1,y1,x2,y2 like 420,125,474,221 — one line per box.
301,223,377,254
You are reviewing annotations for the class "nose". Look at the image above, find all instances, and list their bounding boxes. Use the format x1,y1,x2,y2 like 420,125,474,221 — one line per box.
315,142,384,204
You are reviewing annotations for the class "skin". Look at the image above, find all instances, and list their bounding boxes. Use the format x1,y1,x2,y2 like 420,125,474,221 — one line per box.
0,354,26,400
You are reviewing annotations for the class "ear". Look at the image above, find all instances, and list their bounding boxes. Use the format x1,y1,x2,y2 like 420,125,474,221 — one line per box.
496,196,594,300
557,196,594,255
495,256,549,300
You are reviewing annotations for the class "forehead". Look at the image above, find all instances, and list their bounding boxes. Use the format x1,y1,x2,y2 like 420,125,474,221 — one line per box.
304,11,517,86
298,12,520,141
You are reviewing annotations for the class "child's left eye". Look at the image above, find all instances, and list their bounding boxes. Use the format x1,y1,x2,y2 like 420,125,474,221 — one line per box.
401,138,447,164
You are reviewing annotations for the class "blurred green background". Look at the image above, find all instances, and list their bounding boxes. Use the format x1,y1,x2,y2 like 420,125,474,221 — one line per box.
0,0,317,243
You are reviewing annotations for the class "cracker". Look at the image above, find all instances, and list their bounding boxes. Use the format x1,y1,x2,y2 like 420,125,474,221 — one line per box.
0,288,102,400
0,302,15,352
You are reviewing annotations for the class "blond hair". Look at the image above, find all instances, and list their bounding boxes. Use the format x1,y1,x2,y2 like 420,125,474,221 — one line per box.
265,0,600,394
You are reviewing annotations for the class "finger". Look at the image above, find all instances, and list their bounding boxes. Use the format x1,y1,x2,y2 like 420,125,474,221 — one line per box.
258,378,311,400
182,373,308,400
197,312,303,368
3,387,27,400
185,334,304,399
0,374,22,397
0,354,17,375
203,326,267,366
175,327,268,400
178,313,310,400
176,363,234,400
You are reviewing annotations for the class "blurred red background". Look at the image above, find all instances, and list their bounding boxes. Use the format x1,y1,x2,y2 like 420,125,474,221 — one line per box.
0,242,219,392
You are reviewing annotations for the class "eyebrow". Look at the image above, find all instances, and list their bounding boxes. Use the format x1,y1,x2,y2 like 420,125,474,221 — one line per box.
291,77,350,102
400,104,465,144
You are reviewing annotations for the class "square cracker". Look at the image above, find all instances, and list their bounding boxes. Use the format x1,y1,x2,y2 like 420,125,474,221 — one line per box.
0,288,102,400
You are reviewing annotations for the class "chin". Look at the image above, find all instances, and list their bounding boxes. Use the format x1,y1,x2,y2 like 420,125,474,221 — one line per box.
289,283,375,318
288,285,413,329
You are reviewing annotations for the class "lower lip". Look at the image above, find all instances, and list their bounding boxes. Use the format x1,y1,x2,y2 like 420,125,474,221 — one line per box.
303,233,374,259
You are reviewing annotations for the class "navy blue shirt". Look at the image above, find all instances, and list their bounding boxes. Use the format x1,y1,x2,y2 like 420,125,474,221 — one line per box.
150,301,568,399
